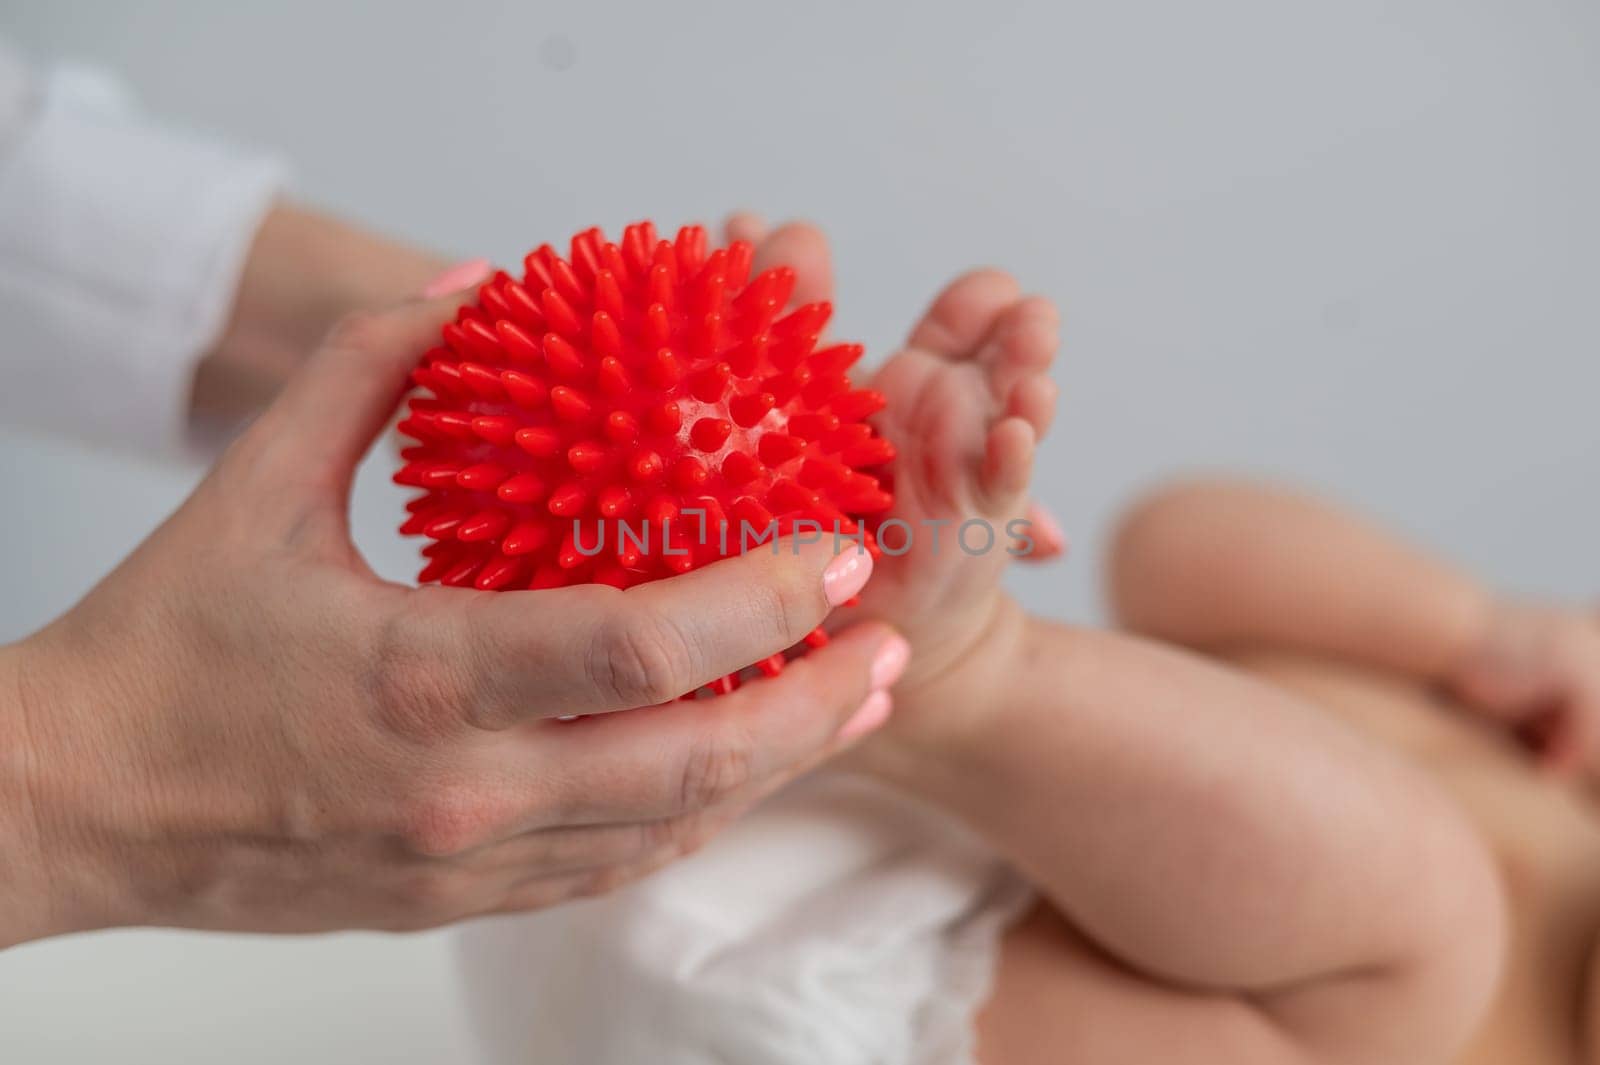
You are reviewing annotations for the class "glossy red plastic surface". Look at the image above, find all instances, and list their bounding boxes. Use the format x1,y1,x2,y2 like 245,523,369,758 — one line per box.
395,222,895,693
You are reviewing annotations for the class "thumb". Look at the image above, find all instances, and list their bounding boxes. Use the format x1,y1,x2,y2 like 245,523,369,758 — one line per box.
258,259,491,492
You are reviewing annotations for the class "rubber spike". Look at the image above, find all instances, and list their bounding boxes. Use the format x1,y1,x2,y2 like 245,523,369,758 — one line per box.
514,426,561,457
729,391,776,427
549,386,593,422
502,520,553,556
725,241,754,288
597,485,633,518
459,363,508,400
597,357,632,397
547,483,587,517
675,224,707,274
722,452,764,486
605,410,640,442
542,287,584,338
540,332,584,379
440,558,482,588
457,463,511,491
497,473,548,504
500,370,548,409
643,303,672,349
551,257,587,306
600,242,632,287
592,310,624,360
567,442,607,474
628,449,665,482
457,509,511,542
842,437,897,467
772,301,832,339
690,362,732,403
645,401,681,434
690,417,733,452
475,556,525,591
645,348,683,389
810,343,865,375
478,281,513,323
672,456,709,492
503,281,546,331
570,227,604,281
494,321,542,366
757,432,805,466
523,246,556,291
830,389,888,421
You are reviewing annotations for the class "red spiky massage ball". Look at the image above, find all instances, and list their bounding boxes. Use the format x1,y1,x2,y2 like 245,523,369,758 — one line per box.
393,222,895,693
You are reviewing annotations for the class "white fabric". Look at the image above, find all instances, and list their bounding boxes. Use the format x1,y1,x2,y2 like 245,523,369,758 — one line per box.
457,773,1032,1065
0,42,284,461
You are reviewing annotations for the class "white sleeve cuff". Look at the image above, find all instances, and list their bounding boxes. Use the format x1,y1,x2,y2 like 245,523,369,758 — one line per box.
0,63,285,462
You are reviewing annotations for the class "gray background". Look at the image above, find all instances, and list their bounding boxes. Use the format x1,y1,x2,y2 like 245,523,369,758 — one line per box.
1,0,1596,1061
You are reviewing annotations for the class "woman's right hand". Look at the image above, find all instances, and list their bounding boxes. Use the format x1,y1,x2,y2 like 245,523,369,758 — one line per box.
0,280,907,948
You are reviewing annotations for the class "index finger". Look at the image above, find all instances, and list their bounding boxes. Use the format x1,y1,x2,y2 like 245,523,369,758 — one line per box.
520,620,904,825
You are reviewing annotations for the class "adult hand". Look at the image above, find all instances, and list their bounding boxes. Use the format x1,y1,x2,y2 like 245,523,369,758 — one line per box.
0,274,907,948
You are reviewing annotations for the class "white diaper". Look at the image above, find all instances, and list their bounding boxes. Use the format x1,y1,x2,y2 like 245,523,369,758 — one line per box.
456,772,1032,1065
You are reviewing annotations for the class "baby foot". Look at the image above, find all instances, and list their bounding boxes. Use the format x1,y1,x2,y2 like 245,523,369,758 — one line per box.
854,269,1061,693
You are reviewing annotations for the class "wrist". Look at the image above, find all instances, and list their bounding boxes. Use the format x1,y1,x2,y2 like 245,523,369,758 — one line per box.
0,642,46,946
0,634,148,946
0,638,76,946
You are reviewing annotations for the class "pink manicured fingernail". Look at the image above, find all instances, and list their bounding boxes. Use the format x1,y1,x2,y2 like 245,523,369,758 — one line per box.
822,548,873,606
420,258,492,299
870,635,911,690
838,690,893,741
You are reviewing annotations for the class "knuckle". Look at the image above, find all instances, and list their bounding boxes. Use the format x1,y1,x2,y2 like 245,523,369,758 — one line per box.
753,574,816,648
589,607,695,706
677,725,756,812
396,782,505,858
638,814,700,856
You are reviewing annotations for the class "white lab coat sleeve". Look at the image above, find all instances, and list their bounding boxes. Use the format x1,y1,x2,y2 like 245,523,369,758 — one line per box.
0,43,285,460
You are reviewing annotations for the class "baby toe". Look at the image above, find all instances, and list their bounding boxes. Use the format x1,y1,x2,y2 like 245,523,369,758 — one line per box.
981,296,1061,383
1006,374,1059,439
1018,500,1068,560
906,269,1021,360
979,416,1037,510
